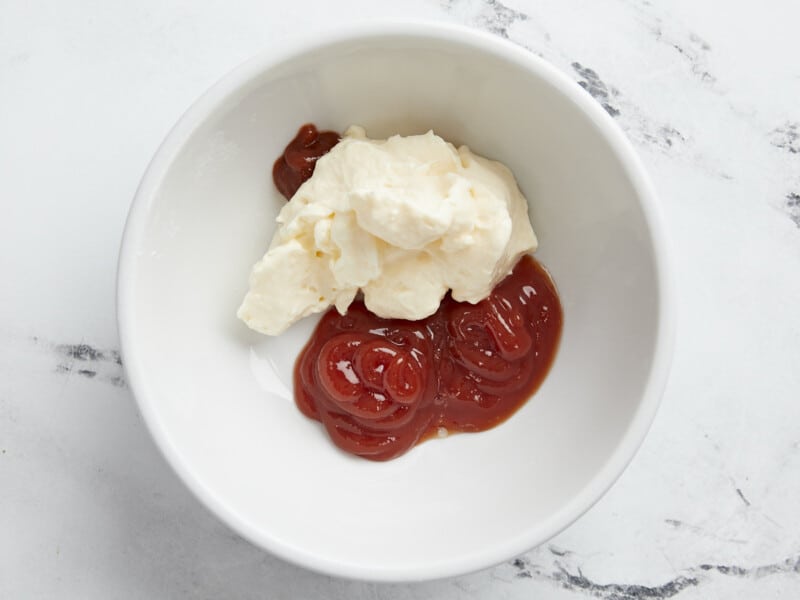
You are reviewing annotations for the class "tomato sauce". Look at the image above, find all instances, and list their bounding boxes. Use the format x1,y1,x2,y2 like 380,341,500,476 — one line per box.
293,256,563,460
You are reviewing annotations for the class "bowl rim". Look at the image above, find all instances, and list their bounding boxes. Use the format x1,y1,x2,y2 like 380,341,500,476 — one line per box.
117,20,676,582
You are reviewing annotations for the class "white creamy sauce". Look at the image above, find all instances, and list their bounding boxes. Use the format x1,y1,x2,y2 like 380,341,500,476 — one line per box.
238,126,537,335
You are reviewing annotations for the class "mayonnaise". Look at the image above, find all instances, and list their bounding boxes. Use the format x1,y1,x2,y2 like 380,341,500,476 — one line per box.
238,126,537,335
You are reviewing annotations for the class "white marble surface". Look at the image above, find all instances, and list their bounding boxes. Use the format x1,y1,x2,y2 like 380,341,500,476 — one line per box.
1,0,799,597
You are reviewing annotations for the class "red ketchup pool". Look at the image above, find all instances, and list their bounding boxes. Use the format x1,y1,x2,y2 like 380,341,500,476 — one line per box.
294,256,562,461
274,124,563,460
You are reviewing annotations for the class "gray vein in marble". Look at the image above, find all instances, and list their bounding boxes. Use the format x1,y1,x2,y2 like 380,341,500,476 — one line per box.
475,0,528,39
36,338,127,387
441,0,529,39
55,342,121,364
629,0,716,84
698,557,800,579
771,122,799,154
641,125,686,151
735,487,751,507
571,62,622,117
769,121,800,228
615,106,689,158
664,518,748,545
503,553,800,599
786,192,800,228
666,36,715,84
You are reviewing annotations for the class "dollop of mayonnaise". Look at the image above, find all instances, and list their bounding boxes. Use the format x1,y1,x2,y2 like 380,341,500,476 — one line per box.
238,126,538,335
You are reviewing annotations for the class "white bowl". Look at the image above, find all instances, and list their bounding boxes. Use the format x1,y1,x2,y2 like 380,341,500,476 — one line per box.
118,22,675,581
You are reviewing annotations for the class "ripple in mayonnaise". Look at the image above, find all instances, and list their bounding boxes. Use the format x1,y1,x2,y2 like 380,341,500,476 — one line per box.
238,126,538,336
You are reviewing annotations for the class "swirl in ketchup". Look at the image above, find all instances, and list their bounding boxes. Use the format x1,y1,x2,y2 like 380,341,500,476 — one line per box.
275,123,563,460
294,255,562,461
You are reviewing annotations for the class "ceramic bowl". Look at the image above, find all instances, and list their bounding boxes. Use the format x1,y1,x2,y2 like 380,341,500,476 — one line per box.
117,22,675,581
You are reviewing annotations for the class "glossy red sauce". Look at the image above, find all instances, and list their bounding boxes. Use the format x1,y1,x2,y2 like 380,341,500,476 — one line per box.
272,123,340,200
294,255,563,461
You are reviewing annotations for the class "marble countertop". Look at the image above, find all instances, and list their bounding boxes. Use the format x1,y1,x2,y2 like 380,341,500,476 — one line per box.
2,0,799,597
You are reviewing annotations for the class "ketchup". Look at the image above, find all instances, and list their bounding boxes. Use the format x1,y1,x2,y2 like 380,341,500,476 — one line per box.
272,123,340,200
294,255,563,461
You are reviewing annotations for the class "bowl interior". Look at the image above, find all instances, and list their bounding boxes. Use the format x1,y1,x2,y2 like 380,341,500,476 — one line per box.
123,29,664,580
